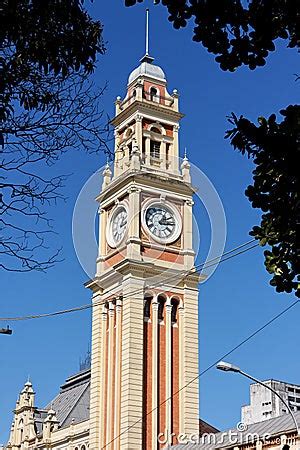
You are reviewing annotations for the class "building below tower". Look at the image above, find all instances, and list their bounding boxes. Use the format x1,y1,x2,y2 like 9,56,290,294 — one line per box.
5,369,218,449
242,379,300,425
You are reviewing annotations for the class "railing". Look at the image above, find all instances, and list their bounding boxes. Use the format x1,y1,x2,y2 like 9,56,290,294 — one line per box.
143,91,174,107
119,90,174,110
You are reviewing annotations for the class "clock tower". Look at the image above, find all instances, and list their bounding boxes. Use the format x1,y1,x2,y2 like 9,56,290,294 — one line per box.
87,46,201,449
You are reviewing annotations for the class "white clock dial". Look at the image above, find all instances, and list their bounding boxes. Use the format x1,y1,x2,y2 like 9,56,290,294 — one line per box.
145,204,180,243
107,205,128,247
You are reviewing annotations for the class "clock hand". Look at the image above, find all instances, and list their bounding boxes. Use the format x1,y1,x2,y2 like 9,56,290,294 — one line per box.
159,216,175,225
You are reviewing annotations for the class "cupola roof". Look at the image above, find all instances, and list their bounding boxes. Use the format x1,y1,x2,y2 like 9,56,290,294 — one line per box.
128,55,166,85
128,9,166,85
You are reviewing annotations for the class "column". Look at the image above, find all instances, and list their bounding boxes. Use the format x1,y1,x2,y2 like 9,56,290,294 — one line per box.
120,277,145,449
165,299,172,445
160,141,167,170
100,305,108,448
89,298,106,450
145,137,151,166
114,128,121,177
172,124,180,173
124,144,130,168
96,208,107,275
135,114,143,150
114,298,122,450
183,199,195,270
151,296,159,450
127,186,141,260
178,301,185,434
106,301,115,448
182,285,199,436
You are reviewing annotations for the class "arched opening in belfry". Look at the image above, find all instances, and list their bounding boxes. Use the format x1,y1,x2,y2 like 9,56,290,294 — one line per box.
150,86,159,102
151,126,161,135
157,294,166,321
171,297,179,323
18,419,24,443
144,294,153,319
150,140,161,159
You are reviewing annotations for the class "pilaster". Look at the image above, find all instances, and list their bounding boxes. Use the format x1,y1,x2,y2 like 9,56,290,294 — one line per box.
151,297,159,450
127,186,141,260
165,300,172,445
114,298,122,450
181,285,199,436
119,276,145,449
89,295,105,450
183,199,195,270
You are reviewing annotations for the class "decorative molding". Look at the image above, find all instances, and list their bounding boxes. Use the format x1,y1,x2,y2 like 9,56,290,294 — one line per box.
185,199,194,206
127,186,141,194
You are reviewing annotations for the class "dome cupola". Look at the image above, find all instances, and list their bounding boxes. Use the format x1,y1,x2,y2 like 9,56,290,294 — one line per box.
128,54,166,85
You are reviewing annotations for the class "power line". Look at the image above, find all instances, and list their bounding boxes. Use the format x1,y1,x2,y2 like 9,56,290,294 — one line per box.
0,240,258,322
102,299,299,448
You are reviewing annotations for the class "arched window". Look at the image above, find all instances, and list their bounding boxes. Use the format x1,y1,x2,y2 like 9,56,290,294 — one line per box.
144,295,152,319
171,298,179,323
127,142,132,156
132,89,136,98
150,140,160,159
81,445,86,450
150,87,159,102
124,127,133,141
157,295,166,321
18,419,24,443
151,126,161,135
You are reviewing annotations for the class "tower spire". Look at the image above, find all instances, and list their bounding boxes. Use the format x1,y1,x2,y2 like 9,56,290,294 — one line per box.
140,8,154,64
145,8,149,56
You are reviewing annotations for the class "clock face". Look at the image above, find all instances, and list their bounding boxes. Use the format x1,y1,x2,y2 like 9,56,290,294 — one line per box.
107,206,128,247
145,204,180,243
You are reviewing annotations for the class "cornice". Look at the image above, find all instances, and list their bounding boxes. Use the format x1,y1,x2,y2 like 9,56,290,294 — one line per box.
97,170,195,205
86,258,204,294
111,100,184,127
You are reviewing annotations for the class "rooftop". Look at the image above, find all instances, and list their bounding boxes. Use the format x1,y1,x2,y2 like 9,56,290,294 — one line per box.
170,411,300,449
44,368,90,429
128,55,166,85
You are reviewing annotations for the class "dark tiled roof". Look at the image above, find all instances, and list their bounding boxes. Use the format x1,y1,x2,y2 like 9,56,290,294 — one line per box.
45,369,90,428
199,419,219,435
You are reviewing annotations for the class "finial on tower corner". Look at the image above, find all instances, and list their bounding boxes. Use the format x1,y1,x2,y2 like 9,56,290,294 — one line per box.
181,148,191,182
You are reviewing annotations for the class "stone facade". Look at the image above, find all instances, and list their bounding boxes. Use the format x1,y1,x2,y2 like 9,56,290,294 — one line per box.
6,371,90,449
88,51,202,449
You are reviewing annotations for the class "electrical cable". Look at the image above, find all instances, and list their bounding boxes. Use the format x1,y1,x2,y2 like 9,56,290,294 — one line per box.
101,298,299,448
0,240,258,322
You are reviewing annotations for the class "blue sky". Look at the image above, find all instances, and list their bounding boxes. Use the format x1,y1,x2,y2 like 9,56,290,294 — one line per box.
0,1,299,442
